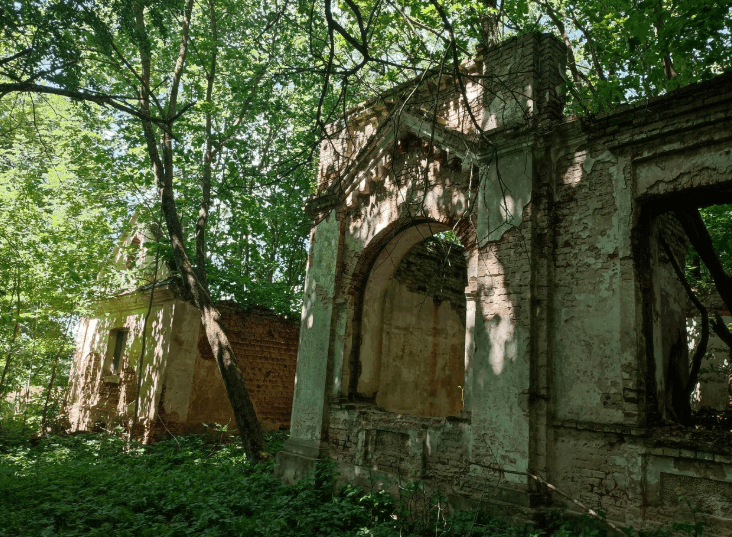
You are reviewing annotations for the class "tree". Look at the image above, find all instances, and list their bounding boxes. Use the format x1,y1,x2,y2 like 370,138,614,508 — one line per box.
0,0,300,458
0,93,136,436
0,93,130,388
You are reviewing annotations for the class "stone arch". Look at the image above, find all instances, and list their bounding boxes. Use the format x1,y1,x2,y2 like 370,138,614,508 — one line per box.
344,217,472,416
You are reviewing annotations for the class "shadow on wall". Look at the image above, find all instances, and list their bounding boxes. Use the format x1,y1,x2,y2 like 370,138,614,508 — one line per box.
64,304,173,436
358,233,467,417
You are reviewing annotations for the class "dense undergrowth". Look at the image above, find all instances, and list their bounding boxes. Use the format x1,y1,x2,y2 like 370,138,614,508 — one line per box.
0,421,704,537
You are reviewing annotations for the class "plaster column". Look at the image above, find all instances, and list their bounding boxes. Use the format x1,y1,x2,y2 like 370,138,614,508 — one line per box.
276,210,341,482
470,142,535,494
463,253,479,414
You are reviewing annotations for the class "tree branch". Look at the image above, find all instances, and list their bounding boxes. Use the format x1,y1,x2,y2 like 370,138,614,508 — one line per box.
674,208,732,315
659,234,708,397
0,82,172,133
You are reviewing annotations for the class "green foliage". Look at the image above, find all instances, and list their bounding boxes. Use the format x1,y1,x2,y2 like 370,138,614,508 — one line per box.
281,0,732,117
0,433,376,537
2,0,320,319
0,94,136,402
686,204,732,288
497,0,732,114
0,431,713,537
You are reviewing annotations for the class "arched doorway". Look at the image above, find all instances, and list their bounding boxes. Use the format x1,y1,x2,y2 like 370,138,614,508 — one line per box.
355,224,468,417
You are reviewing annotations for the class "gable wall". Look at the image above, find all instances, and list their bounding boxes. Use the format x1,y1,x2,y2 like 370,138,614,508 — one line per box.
64,288,179,437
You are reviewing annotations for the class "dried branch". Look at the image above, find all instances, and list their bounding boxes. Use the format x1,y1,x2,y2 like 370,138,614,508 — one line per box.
469,461,624,535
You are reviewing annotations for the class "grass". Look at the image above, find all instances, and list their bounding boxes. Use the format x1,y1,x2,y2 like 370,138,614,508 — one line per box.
0,422,700,537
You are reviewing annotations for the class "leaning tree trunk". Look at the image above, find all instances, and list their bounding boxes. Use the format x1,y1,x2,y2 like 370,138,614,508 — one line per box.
134,1,266,461
159,184,266,460
674,208,732,346
669,207,732,424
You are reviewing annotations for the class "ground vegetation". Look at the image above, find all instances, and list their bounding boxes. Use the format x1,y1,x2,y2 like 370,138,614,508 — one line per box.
0,426,709,537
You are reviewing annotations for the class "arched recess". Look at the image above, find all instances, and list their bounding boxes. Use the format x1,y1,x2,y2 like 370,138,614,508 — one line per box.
347,220,471,417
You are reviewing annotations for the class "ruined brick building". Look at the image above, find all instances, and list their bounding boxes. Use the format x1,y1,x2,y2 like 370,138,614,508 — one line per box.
276,32,732,531
63,228,299,439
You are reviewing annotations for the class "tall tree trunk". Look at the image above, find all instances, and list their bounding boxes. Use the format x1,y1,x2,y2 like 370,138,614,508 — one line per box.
0,322,19,393
41,321,72,435
195,0,217,289
267,220,280,284
480,0,499,46
135,2,266,461
0,283,21,394
22,318,38,422
654,3,678,81
130,240,160,442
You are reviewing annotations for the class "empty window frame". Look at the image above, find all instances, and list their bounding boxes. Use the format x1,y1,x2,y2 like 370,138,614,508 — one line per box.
108,328,128,372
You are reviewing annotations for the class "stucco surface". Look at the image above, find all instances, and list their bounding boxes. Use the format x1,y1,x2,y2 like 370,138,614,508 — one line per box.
278,31,732,531
372,239,466,416
64,289,299,438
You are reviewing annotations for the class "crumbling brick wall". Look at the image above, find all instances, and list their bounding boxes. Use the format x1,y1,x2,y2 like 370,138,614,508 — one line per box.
188,304,300,427
279,31,732,534
63,297,178,437
66,293,300,439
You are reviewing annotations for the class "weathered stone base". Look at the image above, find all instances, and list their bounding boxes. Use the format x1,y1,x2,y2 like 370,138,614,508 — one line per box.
274,438,331,484
278,422,732,534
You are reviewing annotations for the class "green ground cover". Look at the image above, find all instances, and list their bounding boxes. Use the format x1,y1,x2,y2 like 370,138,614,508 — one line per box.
0,425,698,537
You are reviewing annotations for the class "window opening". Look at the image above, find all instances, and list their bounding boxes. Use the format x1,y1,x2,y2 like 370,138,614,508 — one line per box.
109,329,128,372
648,204,732,430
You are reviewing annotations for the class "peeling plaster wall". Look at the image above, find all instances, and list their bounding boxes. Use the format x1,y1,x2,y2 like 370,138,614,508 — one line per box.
372,239,466,417
64,292,299,438
278,31,732,532
551,149,633,424
544,72,732,531
64,288,178,437
471,221,533,481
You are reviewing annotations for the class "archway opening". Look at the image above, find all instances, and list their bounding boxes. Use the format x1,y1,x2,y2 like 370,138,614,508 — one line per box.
356,226,467,417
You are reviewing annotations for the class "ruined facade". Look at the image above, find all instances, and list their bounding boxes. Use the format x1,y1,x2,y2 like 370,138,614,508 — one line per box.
276,32,732,530
64,285,299,438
